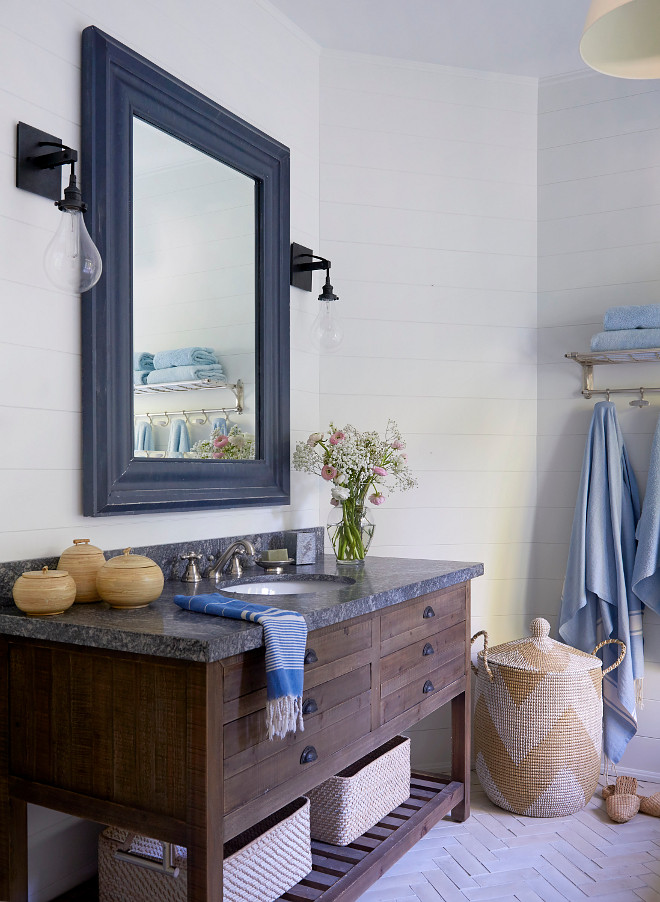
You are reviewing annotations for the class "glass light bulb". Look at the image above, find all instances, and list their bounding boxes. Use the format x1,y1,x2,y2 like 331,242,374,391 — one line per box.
312,300,343,352
44,209,102,293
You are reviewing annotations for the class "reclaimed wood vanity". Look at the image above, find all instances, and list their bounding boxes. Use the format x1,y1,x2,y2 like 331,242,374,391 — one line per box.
0,556,482,902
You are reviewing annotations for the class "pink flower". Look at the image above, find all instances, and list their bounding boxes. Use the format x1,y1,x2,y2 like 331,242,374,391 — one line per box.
329,430,346,445
391,440,405,450
369,492,386,506
213,436,229,449
373,466,387,477
321,465,337,481
400,452,408,460
213,451,224,459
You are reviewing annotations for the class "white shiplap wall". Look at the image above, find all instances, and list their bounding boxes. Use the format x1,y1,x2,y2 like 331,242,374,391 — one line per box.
318,52,538,771
538,69,660,780
1,1,320,897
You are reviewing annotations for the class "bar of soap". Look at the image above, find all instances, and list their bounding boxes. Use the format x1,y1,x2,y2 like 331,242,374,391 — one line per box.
262,549,289,561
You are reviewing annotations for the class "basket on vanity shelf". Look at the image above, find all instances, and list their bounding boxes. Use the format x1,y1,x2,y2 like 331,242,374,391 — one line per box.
98,797,312,902
307,736,411,846
472,618,626,818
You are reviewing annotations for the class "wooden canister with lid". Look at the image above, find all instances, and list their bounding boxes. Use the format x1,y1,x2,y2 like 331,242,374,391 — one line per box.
13,566,76,616
96,548,164,609
58,538,106,602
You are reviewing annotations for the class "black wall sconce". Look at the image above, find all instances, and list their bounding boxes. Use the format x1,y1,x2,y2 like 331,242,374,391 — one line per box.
290,242,343,352
16,122,102,293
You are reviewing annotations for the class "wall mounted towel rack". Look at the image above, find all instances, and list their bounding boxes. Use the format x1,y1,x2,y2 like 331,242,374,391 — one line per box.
134,379,243,415
566,350,660,404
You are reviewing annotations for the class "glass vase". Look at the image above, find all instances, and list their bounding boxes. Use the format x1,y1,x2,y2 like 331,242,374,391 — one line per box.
327,501,375,565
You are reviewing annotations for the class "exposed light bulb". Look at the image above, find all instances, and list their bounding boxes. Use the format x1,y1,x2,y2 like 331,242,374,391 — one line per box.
312,299,343,352
44,208,102,293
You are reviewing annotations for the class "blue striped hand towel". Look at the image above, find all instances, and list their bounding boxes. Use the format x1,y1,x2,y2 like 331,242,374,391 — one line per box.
174,594,307,739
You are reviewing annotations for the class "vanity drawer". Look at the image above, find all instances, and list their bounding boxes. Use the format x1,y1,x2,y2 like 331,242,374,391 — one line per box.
223,664,371,764
224,702,371,814
380,584,466,657
380,621,465,698
380,654,465,725
223,617,373,703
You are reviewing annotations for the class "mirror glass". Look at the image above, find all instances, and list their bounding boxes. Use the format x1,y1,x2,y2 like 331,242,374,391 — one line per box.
132,117,257,461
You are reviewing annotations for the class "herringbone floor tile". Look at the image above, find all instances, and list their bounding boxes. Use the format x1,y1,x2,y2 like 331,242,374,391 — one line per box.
357,776,660,902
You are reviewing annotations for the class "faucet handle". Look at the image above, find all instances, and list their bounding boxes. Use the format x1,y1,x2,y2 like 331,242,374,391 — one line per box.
180,552,204,583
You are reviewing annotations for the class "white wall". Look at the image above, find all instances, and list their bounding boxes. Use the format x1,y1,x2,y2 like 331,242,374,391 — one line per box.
538,70,660,780
2,1,320,897
318,51,538,771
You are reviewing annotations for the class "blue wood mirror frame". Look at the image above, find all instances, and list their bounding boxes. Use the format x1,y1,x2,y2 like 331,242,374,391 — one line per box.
81,27,290,515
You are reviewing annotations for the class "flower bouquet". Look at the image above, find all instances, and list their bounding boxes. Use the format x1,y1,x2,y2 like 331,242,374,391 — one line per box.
191,424,255,460
293,421,416,564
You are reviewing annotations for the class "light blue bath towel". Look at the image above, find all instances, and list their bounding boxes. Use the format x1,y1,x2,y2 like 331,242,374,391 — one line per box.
604,305,660,331
134,370,150,386
134,421,154,452
632,414,660,618
153,347,218,369
212,416,228,434
166,418,191,458
590,329,660,352
146,364,226,385
133,351,154,371
559,401,641,764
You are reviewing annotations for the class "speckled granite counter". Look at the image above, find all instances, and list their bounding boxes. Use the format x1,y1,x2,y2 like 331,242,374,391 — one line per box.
0,556,483,663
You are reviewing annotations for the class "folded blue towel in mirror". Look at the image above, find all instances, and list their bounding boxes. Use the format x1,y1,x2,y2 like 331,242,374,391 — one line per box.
590,329,660,351
135,421,154,452
146,364,226,385
604,305,660,331
153,347,218,368
133,351,154,370
167,418,191,458
134,370,150,385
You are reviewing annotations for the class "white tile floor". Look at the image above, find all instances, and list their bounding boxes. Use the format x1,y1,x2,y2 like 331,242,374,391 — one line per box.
357,776,660,902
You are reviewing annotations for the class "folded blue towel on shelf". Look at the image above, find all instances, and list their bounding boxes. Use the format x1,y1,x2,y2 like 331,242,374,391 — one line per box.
133,351,154,371
153,347,218,369
146,364,226,385
173,593,306,739
590,329,660,352
604,305,660,331
632,414,660,618
134,370,150,385
166,418,191,458
134,421,154,452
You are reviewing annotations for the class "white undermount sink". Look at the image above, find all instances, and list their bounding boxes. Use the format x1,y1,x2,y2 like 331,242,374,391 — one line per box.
219,575,355,595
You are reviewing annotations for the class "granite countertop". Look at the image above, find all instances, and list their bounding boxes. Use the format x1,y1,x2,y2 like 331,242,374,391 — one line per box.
0,555,483,663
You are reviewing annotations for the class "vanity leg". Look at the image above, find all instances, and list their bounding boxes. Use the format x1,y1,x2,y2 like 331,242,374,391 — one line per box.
450,583,471,822
186,662,224,902
0,640,28,901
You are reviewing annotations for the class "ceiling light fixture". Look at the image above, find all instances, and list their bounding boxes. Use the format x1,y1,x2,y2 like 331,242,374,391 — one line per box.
581,0,660,78
290,243,343,352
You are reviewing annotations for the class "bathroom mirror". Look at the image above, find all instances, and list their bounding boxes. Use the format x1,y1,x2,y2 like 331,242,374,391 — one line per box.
81,27,290,514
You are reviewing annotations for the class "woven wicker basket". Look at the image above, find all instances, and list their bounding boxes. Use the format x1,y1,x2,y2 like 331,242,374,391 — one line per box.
98,797,312,902
472,618,625,818
307,736,411,846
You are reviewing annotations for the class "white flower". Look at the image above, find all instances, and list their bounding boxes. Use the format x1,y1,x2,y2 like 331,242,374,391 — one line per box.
228,434,246,448
331,485,350,501
307,432,324,446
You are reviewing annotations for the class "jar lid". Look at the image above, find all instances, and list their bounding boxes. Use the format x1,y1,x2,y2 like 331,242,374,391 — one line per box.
104,548,160,570
22,566,71,580
61,538,104,556
481,618,601,675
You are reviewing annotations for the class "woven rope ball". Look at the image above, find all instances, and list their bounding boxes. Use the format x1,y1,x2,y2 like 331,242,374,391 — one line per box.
472,618,625,818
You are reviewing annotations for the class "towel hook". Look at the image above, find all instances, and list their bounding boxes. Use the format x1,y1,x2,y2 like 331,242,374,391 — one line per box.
630,387,650,408
606,389,611,402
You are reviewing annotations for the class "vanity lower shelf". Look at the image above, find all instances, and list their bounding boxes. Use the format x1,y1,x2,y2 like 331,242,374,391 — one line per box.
278,773,464,902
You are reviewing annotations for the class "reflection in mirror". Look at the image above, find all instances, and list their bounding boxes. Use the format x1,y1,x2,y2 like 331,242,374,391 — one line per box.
132,117,256,461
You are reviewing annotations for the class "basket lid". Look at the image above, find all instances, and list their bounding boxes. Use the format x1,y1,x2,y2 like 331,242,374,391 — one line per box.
21,566,70,580
104,548,160,570
60,538,104,557
482,618,601,674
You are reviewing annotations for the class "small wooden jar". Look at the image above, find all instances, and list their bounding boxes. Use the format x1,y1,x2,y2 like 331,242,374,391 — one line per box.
13,566,76,616
96,548,164,610
58,538,106,603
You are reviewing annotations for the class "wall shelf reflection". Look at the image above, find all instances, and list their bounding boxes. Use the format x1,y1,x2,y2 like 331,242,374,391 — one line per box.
134,378,243,414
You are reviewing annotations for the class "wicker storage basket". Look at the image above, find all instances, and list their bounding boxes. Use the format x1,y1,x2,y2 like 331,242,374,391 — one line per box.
307,736,410,846
98,797,312,902
472,617,625,818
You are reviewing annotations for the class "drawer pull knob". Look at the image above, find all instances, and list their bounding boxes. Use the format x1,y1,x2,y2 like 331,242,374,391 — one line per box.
422,643,435,656
300,746,318,765
302,698,318,716
304,648,318,665
423,680,434,694
423,606,435,619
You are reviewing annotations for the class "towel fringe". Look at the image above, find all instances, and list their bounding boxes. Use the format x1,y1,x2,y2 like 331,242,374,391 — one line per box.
267,695,304,741
635,678,644,710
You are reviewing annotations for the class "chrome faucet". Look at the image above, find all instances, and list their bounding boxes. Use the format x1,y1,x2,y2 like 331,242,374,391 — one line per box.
208,539,256,580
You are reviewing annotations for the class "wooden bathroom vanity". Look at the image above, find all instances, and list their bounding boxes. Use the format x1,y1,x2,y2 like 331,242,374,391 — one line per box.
0,557,482,902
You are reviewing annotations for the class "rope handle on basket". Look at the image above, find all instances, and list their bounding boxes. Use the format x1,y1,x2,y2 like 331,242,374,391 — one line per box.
592,638,627,675
470,630,493,682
